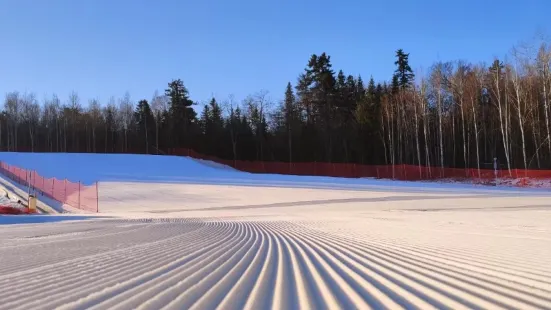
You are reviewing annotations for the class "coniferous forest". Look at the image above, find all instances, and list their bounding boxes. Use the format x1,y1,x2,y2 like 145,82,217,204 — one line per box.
2,41,551,171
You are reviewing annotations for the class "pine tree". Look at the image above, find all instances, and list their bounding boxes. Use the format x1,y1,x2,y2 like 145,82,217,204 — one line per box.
393,49,415,89
208,98,224,132
305,53,336,160
367,77,377,101
356,75,365,103
283,82,299,162
199,104,211,135
134,99,155,153
391,75,400,94
345,75,357,112
165,79,197,148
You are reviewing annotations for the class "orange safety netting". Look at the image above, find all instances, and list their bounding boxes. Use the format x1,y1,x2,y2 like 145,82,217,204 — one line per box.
168,148,551,187
0,162,98,213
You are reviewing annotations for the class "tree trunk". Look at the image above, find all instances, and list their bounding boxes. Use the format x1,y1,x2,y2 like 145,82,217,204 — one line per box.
512,74,528,170
532,122,541,168
414,92,421,177
460,99,467,171
156,119,159,153
423,102,431,173
452,109,456,167
471,95,481,177
386,104,395,178
28,125,34,152
145,116,149,154
14,122,18,151
287,122,292,166
380,114,388,167
64,120,67,152
543,76,551,159
92,125,96,153
104,125,108,153
437,83,444,170
494,70,512,174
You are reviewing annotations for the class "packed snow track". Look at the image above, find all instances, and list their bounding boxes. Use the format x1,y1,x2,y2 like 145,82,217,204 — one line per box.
1,204,551,309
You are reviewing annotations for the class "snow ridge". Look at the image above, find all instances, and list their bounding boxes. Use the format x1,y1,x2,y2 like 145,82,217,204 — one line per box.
0,218,549,309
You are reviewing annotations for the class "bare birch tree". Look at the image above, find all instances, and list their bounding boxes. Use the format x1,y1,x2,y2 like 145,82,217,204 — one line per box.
88,99,102,152
429,63,447,170
222,94,240,162
510,48,530,170
246,90,271,160
118,92,134,152
150,90,168,152
4,92,20,151
537,43,551,160
489,59,512,174
20,93,40,152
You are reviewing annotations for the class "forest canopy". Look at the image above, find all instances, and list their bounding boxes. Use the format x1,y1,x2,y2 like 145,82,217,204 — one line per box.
2,38,551,171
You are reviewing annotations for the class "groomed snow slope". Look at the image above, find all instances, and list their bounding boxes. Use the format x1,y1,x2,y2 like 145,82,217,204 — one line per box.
1,153,551,309
3,152,550,193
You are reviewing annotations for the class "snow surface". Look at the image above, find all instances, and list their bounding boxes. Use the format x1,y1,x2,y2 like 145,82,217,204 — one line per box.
1,152,551,309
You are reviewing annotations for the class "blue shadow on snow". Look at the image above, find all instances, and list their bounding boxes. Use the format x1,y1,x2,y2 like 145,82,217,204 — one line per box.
0,215,102,225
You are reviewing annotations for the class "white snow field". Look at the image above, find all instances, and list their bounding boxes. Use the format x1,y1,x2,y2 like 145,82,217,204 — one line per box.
1,153,551,309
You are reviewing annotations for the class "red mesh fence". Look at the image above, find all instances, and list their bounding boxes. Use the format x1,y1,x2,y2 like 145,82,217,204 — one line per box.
2,148,549,214
168,148,551,187
0,162,98,212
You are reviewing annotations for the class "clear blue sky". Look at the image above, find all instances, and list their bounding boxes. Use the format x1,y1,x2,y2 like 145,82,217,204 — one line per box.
1,0,549,107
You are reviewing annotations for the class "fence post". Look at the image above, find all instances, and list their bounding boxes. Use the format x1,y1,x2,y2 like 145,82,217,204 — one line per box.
96,182,99,213
52,179,55,198
27,171,31,199
78,181,81,209
493,157,498,185
64,179,67,203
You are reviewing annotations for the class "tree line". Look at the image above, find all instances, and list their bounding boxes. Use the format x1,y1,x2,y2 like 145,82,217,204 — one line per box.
2,39,551,172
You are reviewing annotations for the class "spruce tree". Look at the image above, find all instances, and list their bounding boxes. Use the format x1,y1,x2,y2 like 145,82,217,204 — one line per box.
283,82,298,162
305,52,336,161
393,49,415,89
199,105,211,135
134,99,155,153
165,79,196,148
208,98,224,131
356,75,365,102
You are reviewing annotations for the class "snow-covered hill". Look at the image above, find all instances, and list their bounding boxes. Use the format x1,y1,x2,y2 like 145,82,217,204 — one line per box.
1,152,549,194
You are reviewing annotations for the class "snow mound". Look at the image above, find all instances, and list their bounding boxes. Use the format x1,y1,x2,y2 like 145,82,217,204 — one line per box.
0,153,243,185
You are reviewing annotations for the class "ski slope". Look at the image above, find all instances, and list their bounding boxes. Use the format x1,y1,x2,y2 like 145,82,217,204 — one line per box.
1,153,551,309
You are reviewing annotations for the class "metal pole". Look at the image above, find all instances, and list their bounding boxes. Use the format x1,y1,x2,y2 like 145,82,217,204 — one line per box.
493,157,498,186
78,181,81,209
27,170,31,199
96,182,99,213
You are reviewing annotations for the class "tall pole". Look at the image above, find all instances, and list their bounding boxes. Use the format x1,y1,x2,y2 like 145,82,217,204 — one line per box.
494,157,498,186
27,170,31,199
78,181,81,209
96,182,99,213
